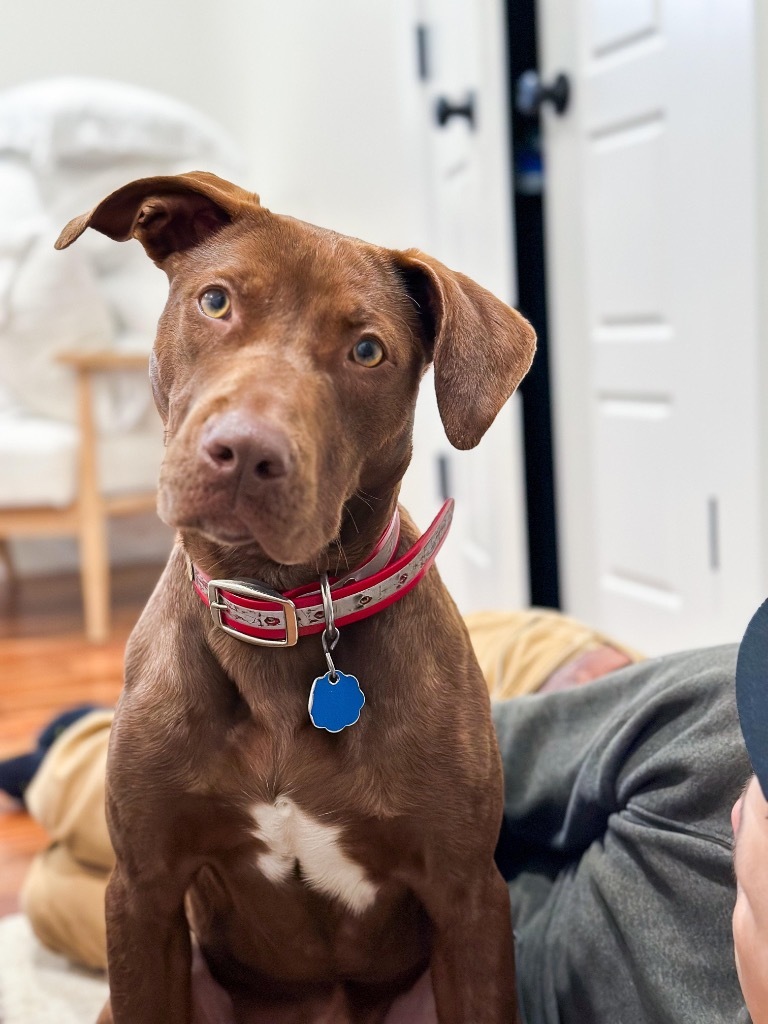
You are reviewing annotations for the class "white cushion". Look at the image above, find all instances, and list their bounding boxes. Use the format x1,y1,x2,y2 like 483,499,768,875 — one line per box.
0,416,77,507
0,411,163,509
0,159,47,324
0,161,115,424
0,231,115,423
99,415,164,496
97,240,168,338
86,333,158,436
0,77,243,179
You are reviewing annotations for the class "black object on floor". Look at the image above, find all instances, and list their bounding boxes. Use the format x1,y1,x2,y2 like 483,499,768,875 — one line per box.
0,704,103,803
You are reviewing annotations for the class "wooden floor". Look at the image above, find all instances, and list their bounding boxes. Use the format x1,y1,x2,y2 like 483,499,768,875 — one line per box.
0,564,161,916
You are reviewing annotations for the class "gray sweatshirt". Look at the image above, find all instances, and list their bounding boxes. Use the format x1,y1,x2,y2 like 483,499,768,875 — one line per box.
493,646,750,1024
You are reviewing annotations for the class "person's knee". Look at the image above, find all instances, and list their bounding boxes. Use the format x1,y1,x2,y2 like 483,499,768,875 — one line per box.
20,844,108,971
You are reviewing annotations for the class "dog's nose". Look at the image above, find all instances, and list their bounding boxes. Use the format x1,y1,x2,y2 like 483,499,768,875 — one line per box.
200,414,291,482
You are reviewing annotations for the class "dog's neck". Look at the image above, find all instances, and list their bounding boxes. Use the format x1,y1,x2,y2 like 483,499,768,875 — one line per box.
180,490,401,593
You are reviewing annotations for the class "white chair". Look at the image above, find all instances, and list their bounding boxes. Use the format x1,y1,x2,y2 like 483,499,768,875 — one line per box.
0,77,243,641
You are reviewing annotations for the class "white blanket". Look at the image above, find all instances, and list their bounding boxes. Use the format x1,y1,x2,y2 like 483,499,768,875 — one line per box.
0,914,108,1024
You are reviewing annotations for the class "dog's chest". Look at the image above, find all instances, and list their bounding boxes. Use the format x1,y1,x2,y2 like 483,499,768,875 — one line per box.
250,796,377,915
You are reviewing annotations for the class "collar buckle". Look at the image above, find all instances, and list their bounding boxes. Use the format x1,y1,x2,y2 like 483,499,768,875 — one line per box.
207,579,299,647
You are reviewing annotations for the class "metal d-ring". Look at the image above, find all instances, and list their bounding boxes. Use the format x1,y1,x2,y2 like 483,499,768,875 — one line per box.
319,572,340,682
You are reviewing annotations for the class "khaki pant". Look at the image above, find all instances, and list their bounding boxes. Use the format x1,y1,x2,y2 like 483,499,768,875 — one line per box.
21,709,114,970
20,610,638,971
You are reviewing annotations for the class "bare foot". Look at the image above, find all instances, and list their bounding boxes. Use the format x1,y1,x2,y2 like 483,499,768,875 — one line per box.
541,645,633,693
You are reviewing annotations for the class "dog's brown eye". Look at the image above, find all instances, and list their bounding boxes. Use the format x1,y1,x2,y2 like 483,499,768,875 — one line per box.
352,337,384,368
199,288,231,319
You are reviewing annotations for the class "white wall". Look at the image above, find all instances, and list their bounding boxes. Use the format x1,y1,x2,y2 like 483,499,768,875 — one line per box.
0,0,429,246
232,1,431,248
0,0,244,153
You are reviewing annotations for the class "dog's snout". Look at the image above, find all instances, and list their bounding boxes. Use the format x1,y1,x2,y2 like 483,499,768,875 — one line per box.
201,414,291,483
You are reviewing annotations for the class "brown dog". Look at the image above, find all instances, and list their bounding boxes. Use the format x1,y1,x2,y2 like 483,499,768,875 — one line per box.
56,172,536,1024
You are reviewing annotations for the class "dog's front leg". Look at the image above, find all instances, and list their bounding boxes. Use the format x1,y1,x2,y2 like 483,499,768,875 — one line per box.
102,860,194,1024
428,867,519,1024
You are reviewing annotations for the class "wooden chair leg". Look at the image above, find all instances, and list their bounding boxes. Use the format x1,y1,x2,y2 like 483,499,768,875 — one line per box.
0,539,14,583
0,539,16,621
74,364,110,644
78,504,110,644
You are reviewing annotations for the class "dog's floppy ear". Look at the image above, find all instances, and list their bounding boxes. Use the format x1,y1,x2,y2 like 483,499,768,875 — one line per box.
394,249,536,450
55,171,258,263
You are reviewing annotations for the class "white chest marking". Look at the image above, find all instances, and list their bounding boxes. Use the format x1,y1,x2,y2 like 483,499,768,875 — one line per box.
251,797,377,915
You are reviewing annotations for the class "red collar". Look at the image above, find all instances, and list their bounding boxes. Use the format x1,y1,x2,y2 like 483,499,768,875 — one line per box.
190,500,454,647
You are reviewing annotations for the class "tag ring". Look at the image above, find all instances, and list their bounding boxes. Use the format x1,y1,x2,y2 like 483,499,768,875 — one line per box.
319,573,340,680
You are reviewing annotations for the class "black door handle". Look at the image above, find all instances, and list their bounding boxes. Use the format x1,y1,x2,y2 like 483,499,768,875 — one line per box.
435,93,476,130
516,71,570,117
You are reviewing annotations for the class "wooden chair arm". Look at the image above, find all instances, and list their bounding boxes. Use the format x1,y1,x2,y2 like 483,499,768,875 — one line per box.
56,349,150,372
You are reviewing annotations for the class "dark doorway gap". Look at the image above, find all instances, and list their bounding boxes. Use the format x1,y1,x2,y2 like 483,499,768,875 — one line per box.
506,0,561,608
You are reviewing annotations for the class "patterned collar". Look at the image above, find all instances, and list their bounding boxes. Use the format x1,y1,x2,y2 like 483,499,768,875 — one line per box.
189,500,454,648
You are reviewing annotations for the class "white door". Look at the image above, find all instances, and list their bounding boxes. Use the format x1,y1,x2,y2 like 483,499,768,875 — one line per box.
401,0,530,613
539,0,764,653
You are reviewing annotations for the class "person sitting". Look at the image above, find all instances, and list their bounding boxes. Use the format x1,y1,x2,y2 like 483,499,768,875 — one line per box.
0,606,761,1022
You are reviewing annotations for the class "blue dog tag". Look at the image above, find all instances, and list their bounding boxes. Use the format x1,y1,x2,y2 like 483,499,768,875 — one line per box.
308,670,365,732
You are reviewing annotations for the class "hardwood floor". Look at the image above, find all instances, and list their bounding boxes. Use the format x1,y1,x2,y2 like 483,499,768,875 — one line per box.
0,563,161,916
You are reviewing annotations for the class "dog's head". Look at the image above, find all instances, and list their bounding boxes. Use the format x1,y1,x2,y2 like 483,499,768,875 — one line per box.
57,172,536,566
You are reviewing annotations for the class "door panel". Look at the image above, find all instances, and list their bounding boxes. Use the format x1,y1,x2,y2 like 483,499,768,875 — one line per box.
589,0,659,54
540,0,763,653
590,120,667,321
597,400,680,606
586,12,684,646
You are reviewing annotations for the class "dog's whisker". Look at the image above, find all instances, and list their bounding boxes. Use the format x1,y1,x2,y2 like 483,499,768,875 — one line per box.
356,488,383,504
346,506,361,536
334,539,350,574
354,492,375,513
